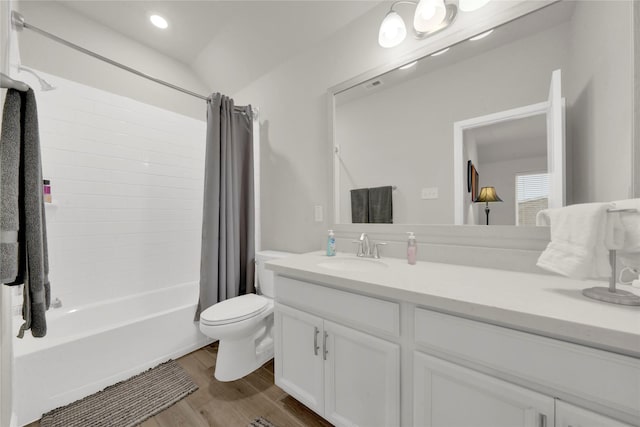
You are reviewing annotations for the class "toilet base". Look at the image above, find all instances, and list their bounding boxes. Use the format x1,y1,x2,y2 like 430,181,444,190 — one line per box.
214,320,274,382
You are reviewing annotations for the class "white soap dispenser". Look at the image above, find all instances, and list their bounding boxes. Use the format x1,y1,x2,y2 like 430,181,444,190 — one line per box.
407,232,417,265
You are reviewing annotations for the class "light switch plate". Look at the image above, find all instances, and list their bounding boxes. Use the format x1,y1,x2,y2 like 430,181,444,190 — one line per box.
421,187,439,199
314,205,323,222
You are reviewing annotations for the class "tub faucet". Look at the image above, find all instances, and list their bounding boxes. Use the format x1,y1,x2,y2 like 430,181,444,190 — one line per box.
51,298,62,309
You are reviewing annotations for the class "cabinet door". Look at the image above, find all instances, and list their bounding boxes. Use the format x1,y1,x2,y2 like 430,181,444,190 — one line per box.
324,320,400,427
274,304,324,415
556,400,634,427
413,352,554,427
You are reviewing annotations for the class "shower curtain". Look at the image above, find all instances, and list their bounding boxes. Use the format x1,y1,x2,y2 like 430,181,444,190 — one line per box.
196,93,255,320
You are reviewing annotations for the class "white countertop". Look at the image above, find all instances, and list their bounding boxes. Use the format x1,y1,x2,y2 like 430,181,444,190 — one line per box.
266,252,640,358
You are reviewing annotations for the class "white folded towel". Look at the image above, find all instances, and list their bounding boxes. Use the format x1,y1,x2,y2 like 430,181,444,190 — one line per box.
611,199,640,270
536,202,619,279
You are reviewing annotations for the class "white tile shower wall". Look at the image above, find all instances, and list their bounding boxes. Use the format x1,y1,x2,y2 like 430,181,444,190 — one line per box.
29,71,206,308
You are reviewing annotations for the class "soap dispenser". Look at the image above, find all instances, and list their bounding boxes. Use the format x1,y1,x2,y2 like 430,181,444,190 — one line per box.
327,230,336,256
407,232,417,265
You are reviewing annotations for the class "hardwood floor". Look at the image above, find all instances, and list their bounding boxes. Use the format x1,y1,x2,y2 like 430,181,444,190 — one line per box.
27,343,333,427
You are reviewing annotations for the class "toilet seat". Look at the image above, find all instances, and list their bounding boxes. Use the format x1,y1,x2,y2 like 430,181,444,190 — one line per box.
200,294,269,326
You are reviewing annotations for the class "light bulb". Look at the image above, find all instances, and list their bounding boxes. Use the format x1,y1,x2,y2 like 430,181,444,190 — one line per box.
459,0,491,12
150,14,168,29
469,29,493,41
413,0,447,33
378,11,407,48
431,47,450,56
399,61,418,70
419,5,436,20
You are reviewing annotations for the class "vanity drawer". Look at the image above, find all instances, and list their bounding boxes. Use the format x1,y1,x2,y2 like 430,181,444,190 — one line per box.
414,307,640,421
275,276,400,337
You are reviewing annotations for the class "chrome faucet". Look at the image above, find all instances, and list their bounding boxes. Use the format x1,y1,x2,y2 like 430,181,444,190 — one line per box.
357,233,371,257
353,233,387,259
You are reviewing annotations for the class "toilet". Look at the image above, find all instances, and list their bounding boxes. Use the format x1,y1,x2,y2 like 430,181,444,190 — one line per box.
199,250,292,381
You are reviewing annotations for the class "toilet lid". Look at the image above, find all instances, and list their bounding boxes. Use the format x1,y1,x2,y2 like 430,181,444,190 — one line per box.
200,294,269,326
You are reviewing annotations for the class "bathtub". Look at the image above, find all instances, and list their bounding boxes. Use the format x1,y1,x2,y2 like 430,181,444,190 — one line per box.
13,281,211,426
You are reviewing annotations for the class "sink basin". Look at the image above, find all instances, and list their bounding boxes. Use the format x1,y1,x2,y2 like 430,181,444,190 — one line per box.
317,257,388,272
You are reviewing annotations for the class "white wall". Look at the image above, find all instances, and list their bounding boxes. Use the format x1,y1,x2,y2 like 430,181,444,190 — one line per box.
15,1,209,121
22,71,206,308
335,22,570,225
568,0,633,203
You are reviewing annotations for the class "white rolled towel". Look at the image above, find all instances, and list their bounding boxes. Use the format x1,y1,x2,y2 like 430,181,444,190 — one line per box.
536,202,619,280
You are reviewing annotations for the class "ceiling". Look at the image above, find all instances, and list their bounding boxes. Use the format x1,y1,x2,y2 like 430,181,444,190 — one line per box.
58,1,383,92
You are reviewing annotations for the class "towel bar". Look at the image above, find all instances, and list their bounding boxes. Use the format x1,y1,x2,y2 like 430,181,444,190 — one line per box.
582,208,640,306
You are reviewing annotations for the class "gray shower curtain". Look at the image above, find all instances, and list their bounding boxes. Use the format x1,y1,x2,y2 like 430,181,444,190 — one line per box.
195,93,255,320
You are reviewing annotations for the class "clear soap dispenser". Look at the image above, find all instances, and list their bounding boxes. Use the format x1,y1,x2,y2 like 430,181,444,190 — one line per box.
407,232,417,265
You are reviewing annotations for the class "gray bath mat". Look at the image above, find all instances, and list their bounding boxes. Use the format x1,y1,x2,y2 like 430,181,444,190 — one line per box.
249,417,277,427
40,360,198,427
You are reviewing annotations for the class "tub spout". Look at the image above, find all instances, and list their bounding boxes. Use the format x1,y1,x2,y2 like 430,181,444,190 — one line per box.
51,298,62,309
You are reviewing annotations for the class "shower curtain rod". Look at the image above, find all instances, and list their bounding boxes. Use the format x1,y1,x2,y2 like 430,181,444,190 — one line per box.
11,10,211,102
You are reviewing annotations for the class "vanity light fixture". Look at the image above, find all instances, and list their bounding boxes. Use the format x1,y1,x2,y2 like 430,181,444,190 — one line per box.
469,29,494,41
378,0,458,48
399,61,418,70
430,47,450,56
149,14,168,29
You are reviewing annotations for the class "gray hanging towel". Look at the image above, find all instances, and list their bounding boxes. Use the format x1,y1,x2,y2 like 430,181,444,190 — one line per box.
350,188,369,223
368,186,393,224
1,88,50,338
1,89,22,284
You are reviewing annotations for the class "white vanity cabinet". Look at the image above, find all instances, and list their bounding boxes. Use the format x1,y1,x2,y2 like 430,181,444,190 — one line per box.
555,401,635,427
274,304,325,413
413,352,554,427
271,269,640,427
274,277,401,427
413,307,640,427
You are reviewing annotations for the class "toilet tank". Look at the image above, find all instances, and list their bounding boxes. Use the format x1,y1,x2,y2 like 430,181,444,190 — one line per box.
256,250,292,298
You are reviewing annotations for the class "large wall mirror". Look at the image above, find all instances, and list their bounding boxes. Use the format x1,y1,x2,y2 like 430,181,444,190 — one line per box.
331,0,636,226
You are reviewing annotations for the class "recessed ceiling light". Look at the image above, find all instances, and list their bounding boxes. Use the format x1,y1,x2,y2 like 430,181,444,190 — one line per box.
469,29,493,41
399,61,418,70
431,47,450,56
150,14,168,29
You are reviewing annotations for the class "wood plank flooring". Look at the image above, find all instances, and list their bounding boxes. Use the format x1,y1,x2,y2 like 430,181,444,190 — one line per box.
27,343,333,427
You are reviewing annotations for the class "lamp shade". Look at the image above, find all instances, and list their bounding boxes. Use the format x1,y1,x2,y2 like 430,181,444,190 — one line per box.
474,186,502,203
379,11,407,48
413,0,447,33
